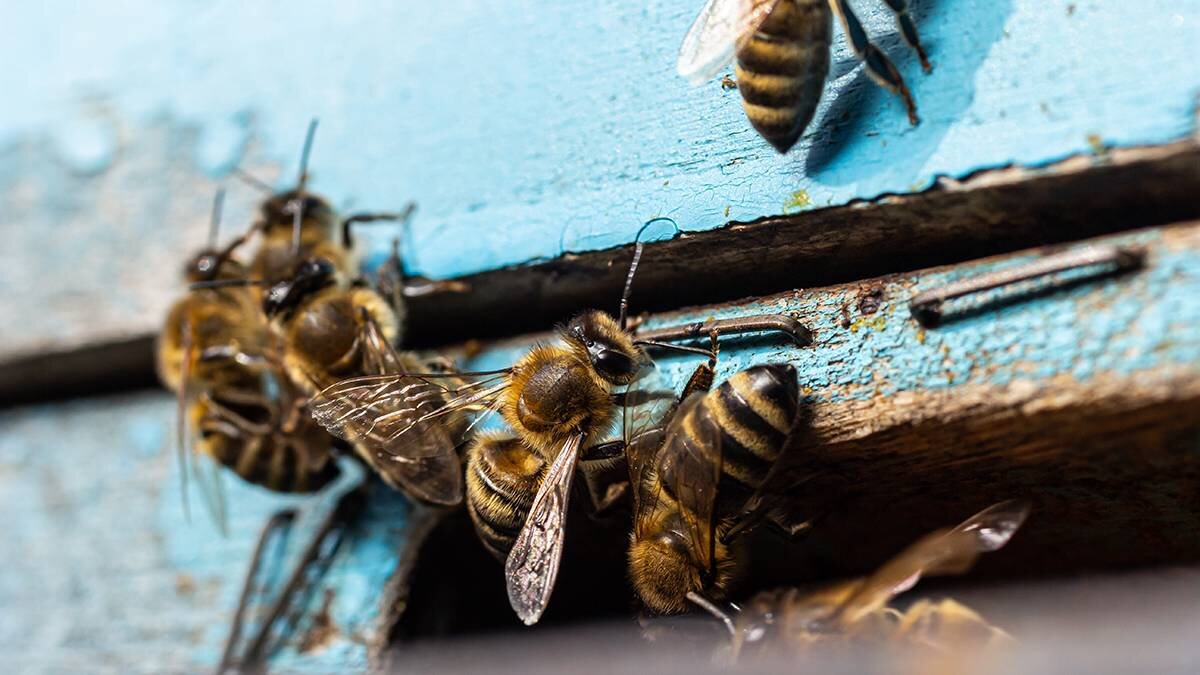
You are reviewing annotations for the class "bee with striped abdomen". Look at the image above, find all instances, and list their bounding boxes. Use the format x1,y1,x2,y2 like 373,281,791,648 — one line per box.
158,191,340,526
677,0,931,153
311,221,813,625
695,500,1029,661
627,363,804,615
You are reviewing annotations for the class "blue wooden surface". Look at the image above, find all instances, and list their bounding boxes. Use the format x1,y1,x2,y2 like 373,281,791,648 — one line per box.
1,223,1196,672
462,222,1200,414
1,1,1198,290
2,1,1200,671
0,391,410,673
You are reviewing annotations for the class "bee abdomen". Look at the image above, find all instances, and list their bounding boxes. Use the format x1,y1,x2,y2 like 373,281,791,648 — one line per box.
734,0,832,152
465,434,544,560
201,429,338,494
707,364,800,491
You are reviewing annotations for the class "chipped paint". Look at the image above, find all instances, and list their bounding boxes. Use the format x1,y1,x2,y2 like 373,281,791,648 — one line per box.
2,1,1199,287
463,224,1200,406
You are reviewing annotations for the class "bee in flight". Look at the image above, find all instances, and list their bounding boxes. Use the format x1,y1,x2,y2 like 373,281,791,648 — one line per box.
158,190,340,528
310,220,813,625
626,360,808,616
677,0,931,153
694,500,1030,661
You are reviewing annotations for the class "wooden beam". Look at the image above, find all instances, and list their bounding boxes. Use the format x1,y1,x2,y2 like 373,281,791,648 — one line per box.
456,220,1200,578
2,143,1198,404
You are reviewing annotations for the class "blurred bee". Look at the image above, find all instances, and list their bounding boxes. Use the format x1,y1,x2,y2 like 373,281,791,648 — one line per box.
627,362,804,615
253,247,463,506
157,191,340,527
695,500,1029,661
242,119,412,288
310,221,813,624
677,0,931,153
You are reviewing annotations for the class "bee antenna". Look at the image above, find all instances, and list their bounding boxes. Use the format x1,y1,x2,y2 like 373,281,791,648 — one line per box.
230,168,274,194
297,118,319,193
619,217,679,330
686,591,735,636
290,193,304,254
207,188,226,248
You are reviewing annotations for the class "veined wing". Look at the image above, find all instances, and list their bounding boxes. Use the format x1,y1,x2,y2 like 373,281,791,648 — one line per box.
832,500,1031,628
677,0,781,85
622,357,676,535
659,393,722,573
309,370,509,458
505,433,584,626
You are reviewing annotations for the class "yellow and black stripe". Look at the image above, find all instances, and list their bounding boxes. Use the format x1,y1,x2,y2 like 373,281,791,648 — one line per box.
734,0,832,153
195,399,339,494
465,432,546,561
659,364,799,512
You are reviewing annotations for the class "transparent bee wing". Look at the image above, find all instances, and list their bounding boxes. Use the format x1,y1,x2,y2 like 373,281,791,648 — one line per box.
832,500,1031,628
358,309,408,376
660,393,722,573
310,318,475,505
677,0,782,84
505,433,584,626
623,356,678,536
309,371,508,458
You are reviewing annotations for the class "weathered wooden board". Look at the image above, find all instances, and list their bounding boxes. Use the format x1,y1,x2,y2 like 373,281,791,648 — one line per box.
0,392,414,673
3,221,1195,671
459,221,1200,575
2,0,1200,362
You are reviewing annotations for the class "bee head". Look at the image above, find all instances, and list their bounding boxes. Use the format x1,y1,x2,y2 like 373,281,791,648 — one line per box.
259,189,335,235
563,310,641,385
628,531,736,615
263,257,337,318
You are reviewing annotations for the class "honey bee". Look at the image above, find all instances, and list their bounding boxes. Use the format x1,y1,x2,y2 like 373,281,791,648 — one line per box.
257,251,464,506
464,432,628,562
677,0,931,153
627,363,803,615
158,191,340,526
697,500,1030,661
310,227,813,625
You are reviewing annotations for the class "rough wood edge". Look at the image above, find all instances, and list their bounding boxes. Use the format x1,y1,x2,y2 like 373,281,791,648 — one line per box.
2,141,1198,405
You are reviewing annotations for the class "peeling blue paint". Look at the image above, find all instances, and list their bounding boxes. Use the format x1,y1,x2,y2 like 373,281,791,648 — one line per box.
464,227,1200,406
3,1,1198,280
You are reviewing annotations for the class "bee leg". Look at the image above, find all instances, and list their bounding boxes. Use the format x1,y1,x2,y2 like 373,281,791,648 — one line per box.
879,0,931,73
829,0,920,125
339,202,415,248
579,440,630,516
679,331,721,400
217,510,298,675
237,480,368,668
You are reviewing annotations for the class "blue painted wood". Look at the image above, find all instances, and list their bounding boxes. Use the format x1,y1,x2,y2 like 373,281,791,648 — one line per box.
2,223,1195,671
461,222,1199,419
0,392,410,672
2,0,1198,287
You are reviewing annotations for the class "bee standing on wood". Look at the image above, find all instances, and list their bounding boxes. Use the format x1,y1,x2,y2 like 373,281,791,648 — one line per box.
693,500,1029,661
677,0,931,153
310,220,813,625
626,361,806,615
157,191,341,527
